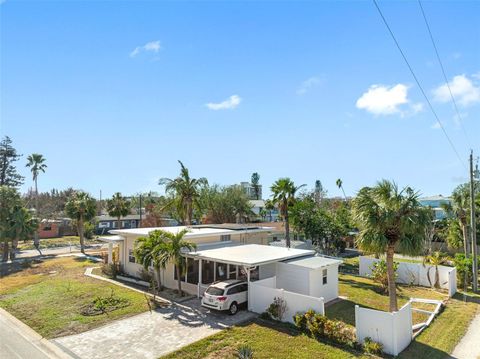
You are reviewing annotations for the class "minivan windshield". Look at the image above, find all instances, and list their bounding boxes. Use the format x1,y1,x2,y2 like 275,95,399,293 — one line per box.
205,286,224,296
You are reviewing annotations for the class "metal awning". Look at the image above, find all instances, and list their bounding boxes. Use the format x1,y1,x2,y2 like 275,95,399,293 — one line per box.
97,235,125,243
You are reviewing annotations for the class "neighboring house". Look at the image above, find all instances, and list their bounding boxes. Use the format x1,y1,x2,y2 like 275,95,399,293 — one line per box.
100,224,341,309
419,195,452,220
95,214,142,235
249,199,280,222
241,181,262,200
38,218,75,239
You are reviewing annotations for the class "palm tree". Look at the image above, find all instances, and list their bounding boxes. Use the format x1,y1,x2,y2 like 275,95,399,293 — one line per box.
160,229,196,296
251,172,261,200
270,178,305,248
106,192,131,230
65,191,96,253
336,178,347,201
424,251,448,289
352,180,429,312
159,161,207,225
443,185,471,257
26,153,47,251
134,230,168,294
9,206,37,260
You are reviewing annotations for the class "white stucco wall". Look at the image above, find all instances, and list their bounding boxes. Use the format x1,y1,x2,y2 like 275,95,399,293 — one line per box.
275,262,310,295
309,264,339,303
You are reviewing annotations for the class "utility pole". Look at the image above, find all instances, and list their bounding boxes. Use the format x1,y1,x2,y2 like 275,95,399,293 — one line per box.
470,150,478,292
139,194,143,227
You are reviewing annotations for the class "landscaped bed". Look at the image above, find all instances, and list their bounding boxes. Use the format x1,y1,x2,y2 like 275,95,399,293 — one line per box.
163,273,479,359
0,256,150,338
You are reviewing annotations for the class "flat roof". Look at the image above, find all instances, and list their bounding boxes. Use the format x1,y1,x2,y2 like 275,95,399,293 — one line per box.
189,244,315,267
97,235,125,243
110,225,273,238
283,255,342,269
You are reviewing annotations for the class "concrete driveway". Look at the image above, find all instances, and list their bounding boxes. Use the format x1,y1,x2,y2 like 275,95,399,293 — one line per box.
53,298,255,359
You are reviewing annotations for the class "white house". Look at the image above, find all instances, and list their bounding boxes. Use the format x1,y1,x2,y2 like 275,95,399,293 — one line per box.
100,224,341,315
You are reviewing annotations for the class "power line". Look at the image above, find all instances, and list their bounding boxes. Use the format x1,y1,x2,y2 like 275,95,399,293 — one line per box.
417,0,472,148
372,0,467,171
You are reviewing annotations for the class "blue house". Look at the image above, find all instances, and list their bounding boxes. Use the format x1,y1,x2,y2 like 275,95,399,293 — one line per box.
419,195,452,220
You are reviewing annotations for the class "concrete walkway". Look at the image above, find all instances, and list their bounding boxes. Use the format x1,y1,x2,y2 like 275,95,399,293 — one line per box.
14,244,104,260
0,308,73,359
450,311,480,359
53,298,255,359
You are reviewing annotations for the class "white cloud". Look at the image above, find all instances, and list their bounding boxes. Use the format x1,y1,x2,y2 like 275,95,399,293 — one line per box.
130,40,161,58
205,95,242,110
356,84,410,115
431,122,441,130
433,74,480,106
297,76,321,95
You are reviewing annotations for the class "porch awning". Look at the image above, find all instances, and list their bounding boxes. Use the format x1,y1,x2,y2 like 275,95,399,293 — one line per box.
189,244,314,267
97,235,125,243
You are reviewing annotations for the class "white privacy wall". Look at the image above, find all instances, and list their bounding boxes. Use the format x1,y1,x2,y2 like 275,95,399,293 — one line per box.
359,256,457,297
355,302,412,356
309,264,339,303
249,277,325,323
275,262,310,295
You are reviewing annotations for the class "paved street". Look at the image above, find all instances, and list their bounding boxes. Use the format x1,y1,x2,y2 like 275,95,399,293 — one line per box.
54,298,255,359
0,308,72,359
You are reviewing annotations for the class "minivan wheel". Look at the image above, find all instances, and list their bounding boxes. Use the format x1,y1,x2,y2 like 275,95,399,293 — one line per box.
229,302,238,315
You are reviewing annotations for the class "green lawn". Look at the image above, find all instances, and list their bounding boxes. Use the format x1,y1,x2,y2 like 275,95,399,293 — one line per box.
17,236,103,250
0,257,150,338
162,319,372,359
164,274,478,359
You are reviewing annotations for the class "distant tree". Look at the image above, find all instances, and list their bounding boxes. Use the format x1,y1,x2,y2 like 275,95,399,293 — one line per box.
26,153,47,250
65,191,97,253
271,178,305,248
0,186,22,261
106,192,132,230
0,136,24,187
9,206,37,260
314,180,327,205
200,184,253,224
251,172,261,200
352,180,429,312
336,178,347,200
159,161,208,225
160,229,196,296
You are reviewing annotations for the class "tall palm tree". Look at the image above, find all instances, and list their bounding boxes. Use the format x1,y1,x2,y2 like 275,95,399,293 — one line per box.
9,206,37,260
443,185,471,257
134,230,168,294
26,153,47,251
270,178,305,248
336,178,347,200
65,191,96,253
159,161,207,225
160,229,196,296
106,192,131,230
251,172,261,200
352,180,429,312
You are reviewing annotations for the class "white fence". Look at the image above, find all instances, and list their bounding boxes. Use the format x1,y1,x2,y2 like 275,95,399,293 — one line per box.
249,276,325,323
355,302,412,356
359,256,457,297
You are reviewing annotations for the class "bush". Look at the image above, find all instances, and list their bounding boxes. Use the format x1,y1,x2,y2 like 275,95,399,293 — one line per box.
266,297,287,321
84,222,95,239
453,253,473,288
101,263,119,279
81,289,129,316
138,268,153,283
237,345,253,359
363,337,383,355
259,311,272,320
369,260,398,294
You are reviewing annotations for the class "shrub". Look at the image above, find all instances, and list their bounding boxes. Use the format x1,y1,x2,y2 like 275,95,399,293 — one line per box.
453,253,473,288
101,263,119,279
266,297,288,321
138,268,153,283
363,337,383,355
369,260,398,294
237,345,253,359
81,289,129,316
259,311,272,320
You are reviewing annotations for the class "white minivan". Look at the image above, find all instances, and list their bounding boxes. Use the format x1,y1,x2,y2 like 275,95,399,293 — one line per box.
201,279,248,315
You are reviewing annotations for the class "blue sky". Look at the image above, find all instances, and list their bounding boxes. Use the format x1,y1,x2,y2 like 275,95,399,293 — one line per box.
1,0,479,199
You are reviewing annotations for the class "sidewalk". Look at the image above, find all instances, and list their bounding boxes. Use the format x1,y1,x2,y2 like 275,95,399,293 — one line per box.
0,308,75,359
13,244,104,261
450,311,480,359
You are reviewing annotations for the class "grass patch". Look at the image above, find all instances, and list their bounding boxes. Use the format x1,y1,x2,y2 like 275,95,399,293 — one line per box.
162,319,371,359
0,257,149,338
17,236,103,250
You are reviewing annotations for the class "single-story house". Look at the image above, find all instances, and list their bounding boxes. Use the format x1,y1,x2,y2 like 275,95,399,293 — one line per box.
38,218,75,239
95,214,142,235
100,224,341,312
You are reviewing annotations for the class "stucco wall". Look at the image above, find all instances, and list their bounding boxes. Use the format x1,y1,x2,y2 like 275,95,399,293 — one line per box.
309,264,339,303
275,262,310,295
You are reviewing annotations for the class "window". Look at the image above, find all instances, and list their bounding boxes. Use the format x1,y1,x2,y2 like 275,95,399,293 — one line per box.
220,234,231,242
202,260,215,284
131,220,137,228
226,286,240,295
206,286,224,296
128,249,136,263
43,225,52,231
216,263,227,281
238,284,248,292
98,222,110,228
186,258,199,284
173,257,186,282
122,221,130,228
229,265,237,279
322,269,328,285
112,222,117,228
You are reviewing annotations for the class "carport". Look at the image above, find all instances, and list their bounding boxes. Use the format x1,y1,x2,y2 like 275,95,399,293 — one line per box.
187,244,315,310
